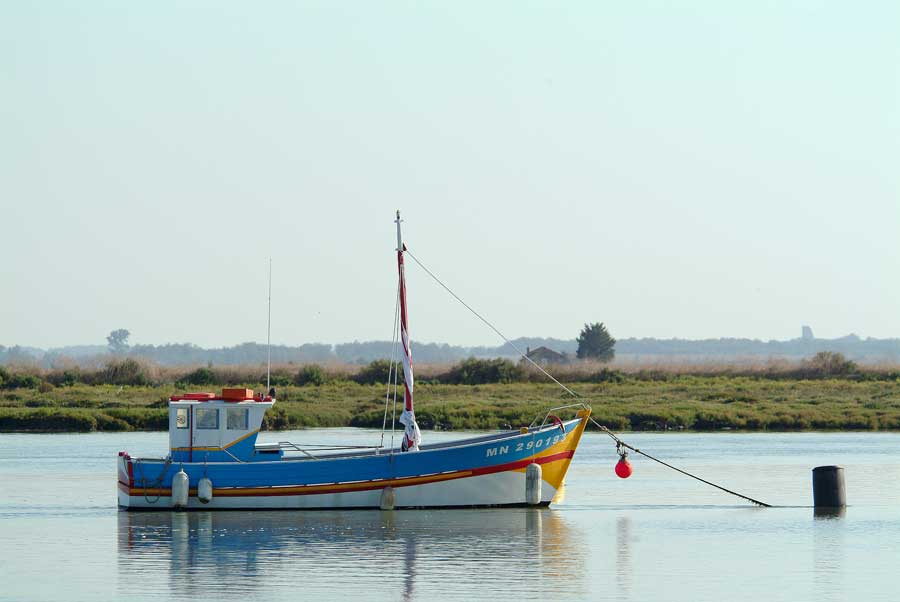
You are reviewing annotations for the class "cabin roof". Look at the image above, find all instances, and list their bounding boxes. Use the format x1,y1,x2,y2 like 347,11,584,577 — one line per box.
167,398,272,406
168,388,273,405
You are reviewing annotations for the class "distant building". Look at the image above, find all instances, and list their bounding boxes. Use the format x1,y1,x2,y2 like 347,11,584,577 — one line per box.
524,346,569,366
802,325,814,341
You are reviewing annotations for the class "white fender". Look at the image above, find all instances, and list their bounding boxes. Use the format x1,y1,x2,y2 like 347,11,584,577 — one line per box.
380,486,396,510
171,468,189,509
525,463,542,505
198,477,213,504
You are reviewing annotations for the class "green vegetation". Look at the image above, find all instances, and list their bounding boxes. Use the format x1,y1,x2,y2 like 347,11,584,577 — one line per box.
101,358,148,386
577,322,616,361
295,364,326,387
353,359,397,385
1,353,898,432
1,370,899,433
443,358,523,385
179,367,216,386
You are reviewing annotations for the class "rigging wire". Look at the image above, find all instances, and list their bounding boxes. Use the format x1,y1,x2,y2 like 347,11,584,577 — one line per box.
390,335,400,454
381,280,401,450
405,249,581,400
266,258,272,392
404,247,771,508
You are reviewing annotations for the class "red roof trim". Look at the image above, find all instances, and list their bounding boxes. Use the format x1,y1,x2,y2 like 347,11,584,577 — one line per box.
168,393,272,403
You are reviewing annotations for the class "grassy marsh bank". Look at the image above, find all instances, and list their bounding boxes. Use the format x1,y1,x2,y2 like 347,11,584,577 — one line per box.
2,377,899,433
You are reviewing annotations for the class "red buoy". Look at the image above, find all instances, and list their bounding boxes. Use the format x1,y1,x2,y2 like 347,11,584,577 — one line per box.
615,456,633,479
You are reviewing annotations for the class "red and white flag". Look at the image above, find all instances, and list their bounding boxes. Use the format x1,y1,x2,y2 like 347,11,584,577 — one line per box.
397,243,421,452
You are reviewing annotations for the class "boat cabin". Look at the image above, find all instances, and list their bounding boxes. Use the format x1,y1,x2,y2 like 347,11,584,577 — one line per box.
168,388,280,463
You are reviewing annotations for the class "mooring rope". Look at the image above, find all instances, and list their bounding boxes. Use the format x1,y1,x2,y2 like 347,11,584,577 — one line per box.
136,457,172,504
405,247,772,508
588,416,771,507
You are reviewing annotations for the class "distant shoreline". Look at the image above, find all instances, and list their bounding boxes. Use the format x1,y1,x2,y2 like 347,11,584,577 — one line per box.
4,331,900,368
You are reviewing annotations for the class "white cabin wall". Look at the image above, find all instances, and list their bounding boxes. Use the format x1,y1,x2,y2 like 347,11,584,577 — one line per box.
167,401,274,454
168,404,191,450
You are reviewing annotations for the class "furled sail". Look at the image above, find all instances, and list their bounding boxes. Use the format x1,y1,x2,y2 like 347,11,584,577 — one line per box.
396,213,421,452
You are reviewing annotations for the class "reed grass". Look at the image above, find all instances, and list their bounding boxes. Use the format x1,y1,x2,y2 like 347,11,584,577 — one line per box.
3,352,898,390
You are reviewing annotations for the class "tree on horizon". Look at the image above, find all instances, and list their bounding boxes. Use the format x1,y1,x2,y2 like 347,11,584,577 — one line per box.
576,322,616,362
107,329,131,354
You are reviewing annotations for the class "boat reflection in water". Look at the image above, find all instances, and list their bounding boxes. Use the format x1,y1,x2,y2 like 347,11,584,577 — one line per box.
117,509,586,601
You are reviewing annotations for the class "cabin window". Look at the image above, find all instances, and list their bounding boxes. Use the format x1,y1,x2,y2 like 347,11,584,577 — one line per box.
227,407,249,430
195,407,219,430
175,408,189,429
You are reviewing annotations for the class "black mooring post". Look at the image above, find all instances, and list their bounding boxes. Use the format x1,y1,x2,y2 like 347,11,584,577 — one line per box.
812,465,846,508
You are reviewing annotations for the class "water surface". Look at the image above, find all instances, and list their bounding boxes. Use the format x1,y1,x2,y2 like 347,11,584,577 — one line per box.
1,430,898,601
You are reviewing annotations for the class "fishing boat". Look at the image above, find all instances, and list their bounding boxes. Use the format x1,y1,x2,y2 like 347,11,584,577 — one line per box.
117,212,592,510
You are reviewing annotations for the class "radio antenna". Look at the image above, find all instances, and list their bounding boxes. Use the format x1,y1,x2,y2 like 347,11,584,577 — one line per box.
266,258,272,392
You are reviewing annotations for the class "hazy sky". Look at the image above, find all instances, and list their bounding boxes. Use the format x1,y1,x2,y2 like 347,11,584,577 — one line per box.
2,2,898,349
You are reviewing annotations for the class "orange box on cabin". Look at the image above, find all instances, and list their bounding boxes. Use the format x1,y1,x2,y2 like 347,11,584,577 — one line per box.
221,388,254,401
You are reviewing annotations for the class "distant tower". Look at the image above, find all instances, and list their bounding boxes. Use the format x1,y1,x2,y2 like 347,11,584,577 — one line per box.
801,325,814,341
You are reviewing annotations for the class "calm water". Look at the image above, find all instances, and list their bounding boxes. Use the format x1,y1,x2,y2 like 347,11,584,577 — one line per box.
1,429,898,602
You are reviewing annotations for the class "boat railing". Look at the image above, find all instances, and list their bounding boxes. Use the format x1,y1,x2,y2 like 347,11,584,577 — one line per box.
529,402,592,430
270,442,384,460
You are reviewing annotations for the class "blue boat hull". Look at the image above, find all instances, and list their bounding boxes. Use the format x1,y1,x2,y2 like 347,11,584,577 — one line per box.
118,413,590,510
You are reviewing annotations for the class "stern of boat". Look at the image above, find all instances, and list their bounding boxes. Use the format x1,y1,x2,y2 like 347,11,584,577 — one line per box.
117,452,135,508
